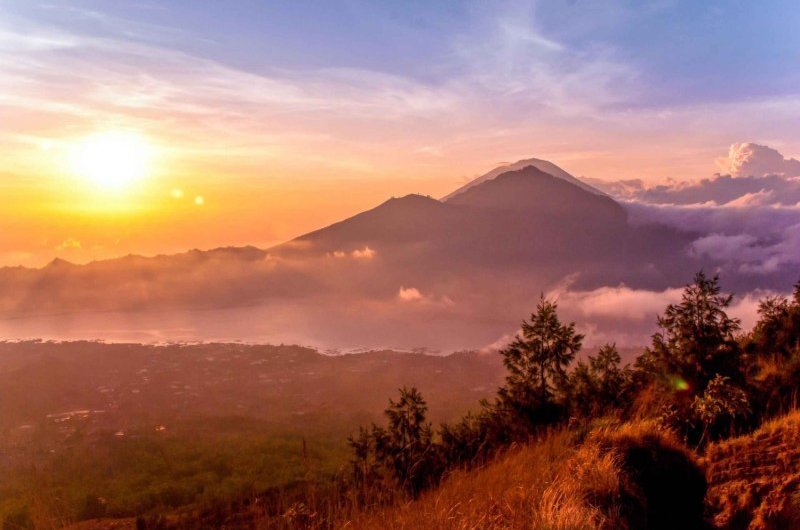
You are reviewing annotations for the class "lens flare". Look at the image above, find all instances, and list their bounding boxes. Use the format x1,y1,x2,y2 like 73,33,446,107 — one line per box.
670,376,690,392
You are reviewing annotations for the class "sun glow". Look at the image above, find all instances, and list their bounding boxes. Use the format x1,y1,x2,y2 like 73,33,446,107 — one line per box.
69,131,154,190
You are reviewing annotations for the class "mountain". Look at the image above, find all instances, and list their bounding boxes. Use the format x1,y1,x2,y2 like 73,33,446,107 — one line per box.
0,159,789,349
442,157,605,201
281,165,631,275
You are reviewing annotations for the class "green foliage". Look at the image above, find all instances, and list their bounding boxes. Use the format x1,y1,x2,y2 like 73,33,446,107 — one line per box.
568,343,629,417
566,360,596,417
497,295,583,428
747,285,800,361
352,295,587,496
742,281,800,419
349,387,440,495
439,403,510,466
642,272,743,393
352,272,800,497
0,342,504,525
691,375,750,442
631,272,747,443
0,421,349,525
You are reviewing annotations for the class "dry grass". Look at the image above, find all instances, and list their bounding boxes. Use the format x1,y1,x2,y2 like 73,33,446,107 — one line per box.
341,429,598,530
340,421,705,530
705,410,800,530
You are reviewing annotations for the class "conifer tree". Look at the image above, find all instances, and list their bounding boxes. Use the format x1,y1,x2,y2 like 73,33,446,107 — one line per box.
644,272,742,393
498,295,583,426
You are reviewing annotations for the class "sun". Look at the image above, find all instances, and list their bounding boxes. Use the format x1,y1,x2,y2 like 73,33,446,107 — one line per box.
69,131,153,190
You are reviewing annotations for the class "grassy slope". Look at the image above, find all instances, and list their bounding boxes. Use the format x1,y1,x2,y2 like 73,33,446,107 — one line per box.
705,411,800,530
342,413,800,530
341,421,706,530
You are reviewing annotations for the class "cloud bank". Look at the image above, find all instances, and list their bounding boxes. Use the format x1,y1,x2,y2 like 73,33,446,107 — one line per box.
718,143,800,178
582,143,800,285
547,283,770,350
588,143,800,207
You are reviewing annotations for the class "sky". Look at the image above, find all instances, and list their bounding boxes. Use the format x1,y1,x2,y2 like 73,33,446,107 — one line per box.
1,0,800,267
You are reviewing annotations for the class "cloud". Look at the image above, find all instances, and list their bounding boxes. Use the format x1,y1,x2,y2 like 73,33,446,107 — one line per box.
717,143,800,177
452,1,640,118
0,11,465,186
398,286,423,302
351,247,376,259
556,284,683,322
689,234,759,262
736,223,800,274
615,174,800,207
590,144,800,207
580,143,800,280
722,189,776,208
622,201,800,277
326,247,376,259
686,230,800,275
396,286,455,308
550,283,777,347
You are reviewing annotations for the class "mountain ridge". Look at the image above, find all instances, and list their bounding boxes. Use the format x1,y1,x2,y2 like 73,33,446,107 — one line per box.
442,157,605,201
0,158,787,349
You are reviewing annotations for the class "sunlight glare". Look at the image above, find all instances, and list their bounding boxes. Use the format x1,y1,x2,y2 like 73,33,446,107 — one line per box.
69,131,153,191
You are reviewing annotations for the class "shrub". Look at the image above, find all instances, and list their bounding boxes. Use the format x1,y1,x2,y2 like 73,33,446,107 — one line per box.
691,374,750,443
348,387,441,495
585,422,708,530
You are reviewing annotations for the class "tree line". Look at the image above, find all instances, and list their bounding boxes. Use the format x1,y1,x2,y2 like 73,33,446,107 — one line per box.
349,272,800,495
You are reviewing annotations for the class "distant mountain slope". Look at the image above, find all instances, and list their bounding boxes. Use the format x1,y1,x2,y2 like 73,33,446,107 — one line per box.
442,158,604,201
288,193,455,252
271,166,639,291
446,165,623,221
282,166,628,264
0,159,783,349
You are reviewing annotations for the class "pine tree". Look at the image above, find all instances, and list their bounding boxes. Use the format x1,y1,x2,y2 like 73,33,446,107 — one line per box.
644,272,742,394
378,387,437,493
589,343,625,407
497,295,583,427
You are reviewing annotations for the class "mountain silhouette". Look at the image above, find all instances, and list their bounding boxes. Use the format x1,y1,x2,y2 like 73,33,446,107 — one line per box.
280,166,630,277
442,157,605,201
0,159,787,348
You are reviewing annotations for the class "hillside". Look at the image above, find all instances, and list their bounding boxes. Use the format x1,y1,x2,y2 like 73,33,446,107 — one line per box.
705,411,800,529
330,421,708,530
56,415,800,530
5,272,800,529
330,415,800,530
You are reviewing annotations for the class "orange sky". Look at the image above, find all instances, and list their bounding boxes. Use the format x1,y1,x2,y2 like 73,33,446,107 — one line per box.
1,117,796,268
2,2,800,267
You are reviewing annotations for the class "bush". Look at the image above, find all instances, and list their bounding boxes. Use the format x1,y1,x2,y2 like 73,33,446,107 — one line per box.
691,374,749,443
349,387,441,495
585,422,708,530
